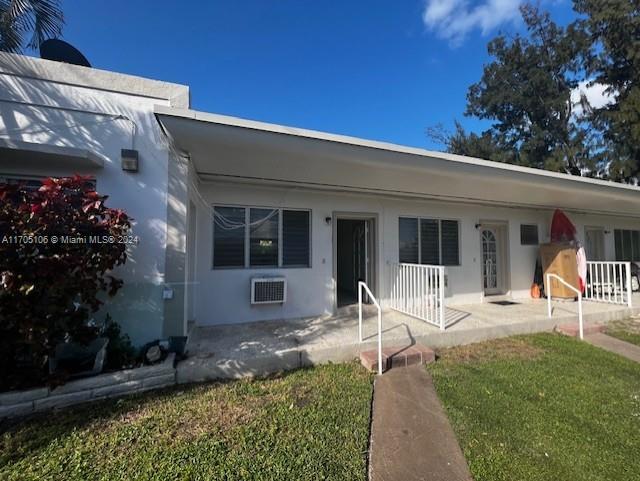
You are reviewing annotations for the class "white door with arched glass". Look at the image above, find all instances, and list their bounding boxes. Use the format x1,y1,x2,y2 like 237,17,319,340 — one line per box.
482,228,500,295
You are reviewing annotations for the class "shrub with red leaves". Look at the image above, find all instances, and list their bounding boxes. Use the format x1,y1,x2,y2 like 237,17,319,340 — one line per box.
0,175,131,390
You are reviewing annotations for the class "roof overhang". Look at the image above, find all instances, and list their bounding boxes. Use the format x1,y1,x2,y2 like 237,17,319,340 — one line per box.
155,106,640,218
0,138,105,171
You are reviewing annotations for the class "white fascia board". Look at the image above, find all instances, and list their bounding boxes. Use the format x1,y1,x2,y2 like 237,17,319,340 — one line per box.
154,105,640,196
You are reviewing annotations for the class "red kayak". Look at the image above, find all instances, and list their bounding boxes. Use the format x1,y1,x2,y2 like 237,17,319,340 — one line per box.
550,209,577,243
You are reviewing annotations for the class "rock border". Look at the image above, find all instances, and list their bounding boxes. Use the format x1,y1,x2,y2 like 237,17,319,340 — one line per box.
0,353,176,419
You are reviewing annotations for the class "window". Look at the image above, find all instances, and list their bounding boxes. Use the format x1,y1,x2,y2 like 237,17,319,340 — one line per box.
399,217,418,263
250,208,279,266
520,224,539,245
0,174,96,191
213,206,311,269
441,220,460,265
282,210,311,267
420,219,440,264
398,217,460,266
213,206,246,268
615,229,640,261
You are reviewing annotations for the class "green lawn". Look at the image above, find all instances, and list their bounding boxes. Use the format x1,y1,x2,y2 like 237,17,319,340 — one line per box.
0,363,373,481
605,318,640,347
429,334,640,481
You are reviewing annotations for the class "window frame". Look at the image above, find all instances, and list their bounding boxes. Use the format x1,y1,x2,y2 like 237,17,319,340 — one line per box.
398,216,461,266
0,173,96,190
615,228,640,262
520,223,539,246
212,204,312,270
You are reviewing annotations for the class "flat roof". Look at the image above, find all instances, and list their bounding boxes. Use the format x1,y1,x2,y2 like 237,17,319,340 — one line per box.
156,105,640,195
0,52,190,108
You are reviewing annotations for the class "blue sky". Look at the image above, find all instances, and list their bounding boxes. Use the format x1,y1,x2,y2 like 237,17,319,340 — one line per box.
56,0,578,150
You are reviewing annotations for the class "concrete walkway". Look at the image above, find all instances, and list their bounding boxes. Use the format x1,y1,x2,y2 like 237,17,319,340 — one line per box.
369,366,472,481
585,333,640,363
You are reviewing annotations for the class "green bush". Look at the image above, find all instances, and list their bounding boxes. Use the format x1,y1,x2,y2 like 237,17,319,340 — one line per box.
0,176,131,390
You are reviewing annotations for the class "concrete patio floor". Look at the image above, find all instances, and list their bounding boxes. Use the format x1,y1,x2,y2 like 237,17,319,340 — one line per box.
177,294,640,383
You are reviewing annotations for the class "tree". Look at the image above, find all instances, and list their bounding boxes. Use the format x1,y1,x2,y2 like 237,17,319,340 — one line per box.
574,0,640,183
430,4,609,176
0,0,64,54
467,5,594,173
427,121,517,164
0,176,131,390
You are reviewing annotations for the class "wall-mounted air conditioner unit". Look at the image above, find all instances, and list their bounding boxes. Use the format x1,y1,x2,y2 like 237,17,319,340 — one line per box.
251,277,287,305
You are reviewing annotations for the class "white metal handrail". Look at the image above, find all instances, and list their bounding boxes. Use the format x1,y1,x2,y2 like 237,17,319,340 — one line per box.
358,281,383,375
546,273,584,340
585,261,632,307
389,262,446,330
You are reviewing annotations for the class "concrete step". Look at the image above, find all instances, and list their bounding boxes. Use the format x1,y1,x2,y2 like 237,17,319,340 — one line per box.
555,323,606,338
360,344,435,372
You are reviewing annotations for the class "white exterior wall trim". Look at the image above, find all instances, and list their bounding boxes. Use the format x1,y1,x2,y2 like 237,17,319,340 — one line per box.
0,52,189,107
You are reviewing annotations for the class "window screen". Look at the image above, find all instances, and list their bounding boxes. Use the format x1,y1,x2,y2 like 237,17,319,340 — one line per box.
441,220,459,265
249,208,279,267
282,210,310,267
213,206,246,268
615,229,640,261
623,230,633,260
399,217,419,263
420,219,440,265
398,217,460,266
213,206,311,269
520,224,539,245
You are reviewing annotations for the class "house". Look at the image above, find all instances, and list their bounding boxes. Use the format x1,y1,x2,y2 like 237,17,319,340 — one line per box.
2,52,640,349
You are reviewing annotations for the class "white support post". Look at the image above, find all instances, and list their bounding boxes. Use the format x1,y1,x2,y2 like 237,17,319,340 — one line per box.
377,308,383,375
578,291,583,340
439,267,445,331
626,262,633,308
358,281,383,375
358,283,363,343
546,274,552,318
547,273,583,340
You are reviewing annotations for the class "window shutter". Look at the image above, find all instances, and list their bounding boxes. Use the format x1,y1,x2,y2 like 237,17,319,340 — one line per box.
283,210,310,267
633,231,640,261
623,230,633,261
213,206,246,267
420,219,440,265
615,230,623,261
399,218,419,263
441,220,459,265
249,208,279,267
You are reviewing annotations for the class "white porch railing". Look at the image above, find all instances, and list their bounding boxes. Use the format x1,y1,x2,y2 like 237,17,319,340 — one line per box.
585,261,632,307
546,273,584,340
358,281,383,375
389,262,446,330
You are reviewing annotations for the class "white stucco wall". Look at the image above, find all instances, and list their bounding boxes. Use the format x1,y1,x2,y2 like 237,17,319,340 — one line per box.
191,180,640,327
0,56,189,345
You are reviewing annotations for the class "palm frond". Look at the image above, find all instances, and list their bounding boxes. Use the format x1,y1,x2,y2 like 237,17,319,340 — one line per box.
0,0,63,54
